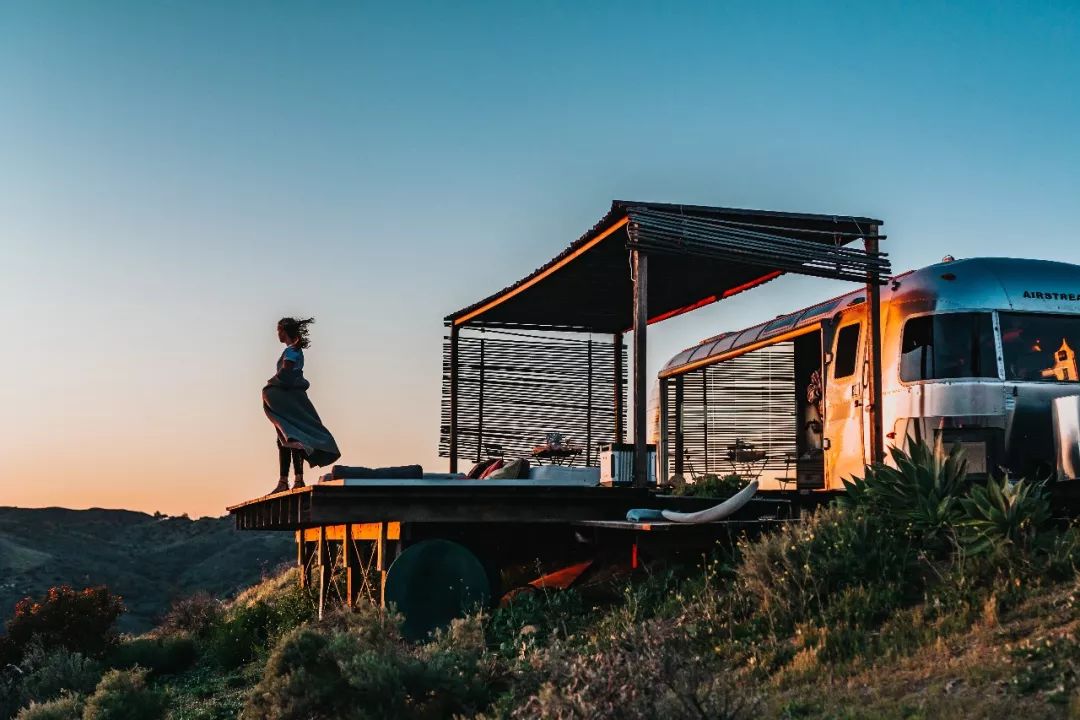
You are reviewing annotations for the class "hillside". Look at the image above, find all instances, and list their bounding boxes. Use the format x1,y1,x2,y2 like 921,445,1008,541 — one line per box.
155,564,1080,719
3,448,1079,718
0,507,293,633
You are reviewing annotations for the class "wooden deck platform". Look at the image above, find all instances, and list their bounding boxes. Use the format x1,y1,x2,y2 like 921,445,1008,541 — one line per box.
226,482,656,530
226,482,795,625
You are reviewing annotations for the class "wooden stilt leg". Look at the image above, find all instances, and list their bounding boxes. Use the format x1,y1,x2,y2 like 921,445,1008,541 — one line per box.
376,522,389,607
345,524,359,608
297,530,314,589
296,530,304,588
317,526,329,620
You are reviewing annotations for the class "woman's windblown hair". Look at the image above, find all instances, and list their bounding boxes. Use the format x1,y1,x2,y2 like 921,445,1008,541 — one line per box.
278,317,316,349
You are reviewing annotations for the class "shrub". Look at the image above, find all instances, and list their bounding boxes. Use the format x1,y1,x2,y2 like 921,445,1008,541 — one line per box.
107,636,196,676
840,441,968,554
1042,523,1080,580
81,669,168,720
736,505,918,633
241,627,350,719
419,615,505,711
844,438,1061,552
514,619,757,719
19,643,103,706
677,473,745,499
318,602,403,653
0,587,124,665
959,474,1053,555
487,588,589,655
204,602,272,669
160,592,223,636
1,669,24,720
15,695,82,720
204,582,316,669
242,604,499,720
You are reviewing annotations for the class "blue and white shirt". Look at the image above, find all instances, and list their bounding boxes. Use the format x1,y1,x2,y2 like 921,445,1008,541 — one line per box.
278,345,304,373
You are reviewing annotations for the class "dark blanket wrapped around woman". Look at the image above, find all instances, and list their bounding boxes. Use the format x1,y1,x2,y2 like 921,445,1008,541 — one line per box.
263,369,341,468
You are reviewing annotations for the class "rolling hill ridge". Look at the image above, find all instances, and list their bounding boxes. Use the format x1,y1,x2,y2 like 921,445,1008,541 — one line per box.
0,506,293,633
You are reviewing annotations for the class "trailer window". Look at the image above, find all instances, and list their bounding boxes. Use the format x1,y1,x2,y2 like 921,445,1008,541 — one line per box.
833,324,860,379
899,313,997,382
1000,312,1080,382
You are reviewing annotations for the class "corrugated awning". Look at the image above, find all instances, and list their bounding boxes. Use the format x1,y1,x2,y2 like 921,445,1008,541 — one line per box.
445,200,888,333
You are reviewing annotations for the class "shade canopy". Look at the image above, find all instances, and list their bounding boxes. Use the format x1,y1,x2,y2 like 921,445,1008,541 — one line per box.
445,201,889,333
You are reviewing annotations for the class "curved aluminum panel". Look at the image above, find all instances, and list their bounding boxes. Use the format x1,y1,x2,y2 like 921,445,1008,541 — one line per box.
664,257,1080,377
1053,395,1080,480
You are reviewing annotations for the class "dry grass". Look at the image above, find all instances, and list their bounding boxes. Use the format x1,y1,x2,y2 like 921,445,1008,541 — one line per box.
763,578,1080,719
228,567,299,609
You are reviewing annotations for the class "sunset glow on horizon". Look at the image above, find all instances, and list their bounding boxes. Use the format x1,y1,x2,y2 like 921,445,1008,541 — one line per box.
3,1,1078,517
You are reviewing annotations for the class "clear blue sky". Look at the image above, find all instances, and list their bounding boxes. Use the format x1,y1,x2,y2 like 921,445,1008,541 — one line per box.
2,1,1077,516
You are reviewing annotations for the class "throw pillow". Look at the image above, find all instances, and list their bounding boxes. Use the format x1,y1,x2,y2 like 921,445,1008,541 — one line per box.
478,459,505,479
466,458,499,479
486,457,529,480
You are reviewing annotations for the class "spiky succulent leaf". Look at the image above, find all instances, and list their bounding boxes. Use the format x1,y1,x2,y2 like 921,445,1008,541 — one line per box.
958,475,1052,555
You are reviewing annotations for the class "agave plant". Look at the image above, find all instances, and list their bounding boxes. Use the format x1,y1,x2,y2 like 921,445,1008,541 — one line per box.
958,475,1053,555
840,441,969,549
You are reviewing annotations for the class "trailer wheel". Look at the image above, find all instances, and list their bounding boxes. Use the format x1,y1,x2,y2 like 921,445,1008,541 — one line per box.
384,538,492,640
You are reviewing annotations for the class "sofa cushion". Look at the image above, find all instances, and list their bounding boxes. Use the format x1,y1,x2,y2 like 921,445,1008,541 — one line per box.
330,464,423,480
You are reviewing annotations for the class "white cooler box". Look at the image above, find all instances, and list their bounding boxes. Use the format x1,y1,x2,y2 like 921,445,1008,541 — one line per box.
598,443,656,486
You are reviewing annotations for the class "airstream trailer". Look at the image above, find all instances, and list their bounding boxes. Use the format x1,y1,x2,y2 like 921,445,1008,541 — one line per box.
655,257,1080,491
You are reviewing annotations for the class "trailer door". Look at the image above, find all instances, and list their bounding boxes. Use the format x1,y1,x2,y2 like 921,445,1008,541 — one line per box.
824,313,866,487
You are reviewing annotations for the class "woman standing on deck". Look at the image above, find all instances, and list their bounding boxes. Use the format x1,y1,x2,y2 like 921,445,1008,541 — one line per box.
264,317,341,494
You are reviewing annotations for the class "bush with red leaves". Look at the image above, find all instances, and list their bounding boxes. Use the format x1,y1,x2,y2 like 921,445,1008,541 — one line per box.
0,586,125,665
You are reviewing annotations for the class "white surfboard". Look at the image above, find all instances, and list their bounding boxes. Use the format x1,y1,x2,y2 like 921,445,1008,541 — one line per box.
660,479,759,524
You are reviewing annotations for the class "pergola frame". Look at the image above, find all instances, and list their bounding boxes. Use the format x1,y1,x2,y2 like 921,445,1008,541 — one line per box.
444,201,890,486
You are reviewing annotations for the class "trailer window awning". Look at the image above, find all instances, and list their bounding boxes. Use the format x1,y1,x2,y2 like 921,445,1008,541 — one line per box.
445,201,889,333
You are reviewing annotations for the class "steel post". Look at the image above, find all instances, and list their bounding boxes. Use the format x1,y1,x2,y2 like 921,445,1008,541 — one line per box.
449,325,460,473
632,250,649,487
865,228,885,465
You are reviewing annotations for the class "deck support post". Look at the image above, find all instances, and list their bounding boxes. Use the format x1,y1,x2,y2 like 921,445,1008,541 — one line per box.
864,228,885,465
296,530,314,589
449,325,460,473
376,522,389,607
317,526,329,620
344,524,359,608
614,332,624,443
632,249,649,487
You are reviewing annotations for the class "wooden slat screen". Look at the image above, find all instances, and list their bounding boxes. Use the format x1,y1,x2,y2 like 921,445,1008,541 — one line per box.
666,343,796,478
440,331,626,466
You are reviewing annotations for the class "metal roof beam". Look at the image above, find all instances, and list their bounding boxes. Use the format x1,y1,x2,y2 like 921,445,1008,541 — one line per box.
626,208,891,284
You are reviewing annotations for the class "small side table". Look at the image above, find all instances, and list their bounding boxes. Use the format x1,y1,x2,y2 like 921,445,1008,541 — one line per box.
531,447,583,466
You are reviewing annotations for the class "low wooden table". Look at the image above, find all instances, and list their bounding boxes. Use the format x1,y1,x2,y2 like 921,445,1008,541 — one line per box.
531,447,583,466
